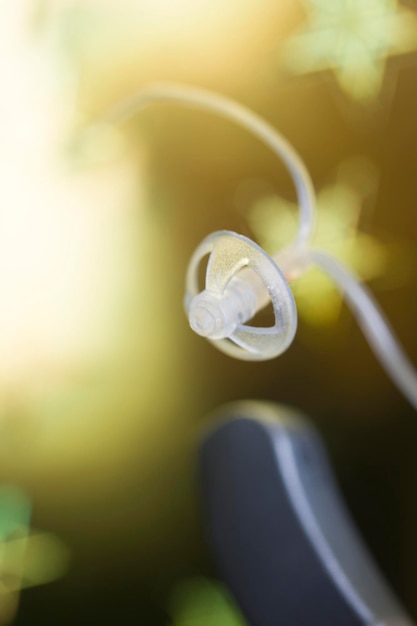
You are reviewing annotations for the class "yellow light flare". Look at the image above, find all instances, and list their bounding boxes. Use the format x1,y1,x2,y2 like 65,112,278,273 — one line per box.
0,3,138,389
47,0,297,105
0,3,198,514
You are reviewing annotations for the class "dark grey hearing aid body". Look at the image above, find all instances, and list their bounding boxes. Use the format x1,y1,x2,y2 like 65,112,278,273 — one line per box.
199,401,414,626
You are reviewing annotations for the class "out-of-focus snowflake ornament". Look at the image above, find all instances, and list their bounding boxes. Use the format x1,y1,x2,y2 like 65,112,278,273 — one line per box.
281,0,417,103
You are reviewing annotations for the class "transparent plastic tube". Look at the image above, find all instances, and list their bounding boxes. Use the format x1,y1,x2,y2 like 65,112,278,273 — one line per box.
310,250,417,411
103,83,315,248
104,82,417,410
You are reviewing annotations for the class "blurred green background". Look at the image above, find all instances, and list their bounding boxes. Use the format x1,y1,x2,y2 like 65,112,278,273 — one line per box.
1,0,417,623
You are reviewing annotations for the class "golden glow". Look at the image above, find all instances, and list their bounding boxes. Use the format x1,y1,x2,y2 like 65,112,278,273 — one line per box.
0,1,415,622
0,6,199,549
282,0,417,102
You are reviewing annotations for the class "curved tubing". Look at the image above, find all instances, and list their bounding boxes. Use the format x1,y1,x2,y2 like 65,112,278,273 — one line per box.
104,82,417,410
103,83,315,248
310,250,417,412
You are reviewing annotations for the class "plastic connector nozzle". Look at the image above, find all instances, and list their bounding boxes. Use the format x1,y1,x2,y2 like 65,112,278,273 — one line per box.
188,278,258,340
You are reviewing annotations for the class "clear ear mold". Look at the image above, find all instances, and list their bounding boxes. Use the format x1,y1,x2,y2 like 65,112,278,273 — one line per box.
105,82,417,410
184,231,297,361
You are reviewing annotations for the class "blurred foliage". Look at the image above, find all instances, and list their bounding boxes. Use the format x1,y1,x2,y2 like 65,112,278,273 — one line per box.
281,0,417,104
0,487,68,624
0,1,416,625
168,578,248,626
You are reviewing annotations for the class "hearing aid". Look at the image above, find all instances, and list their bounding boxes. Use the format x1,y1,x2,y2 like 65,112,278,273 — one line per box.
199,401,414,626
99,81,417,624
